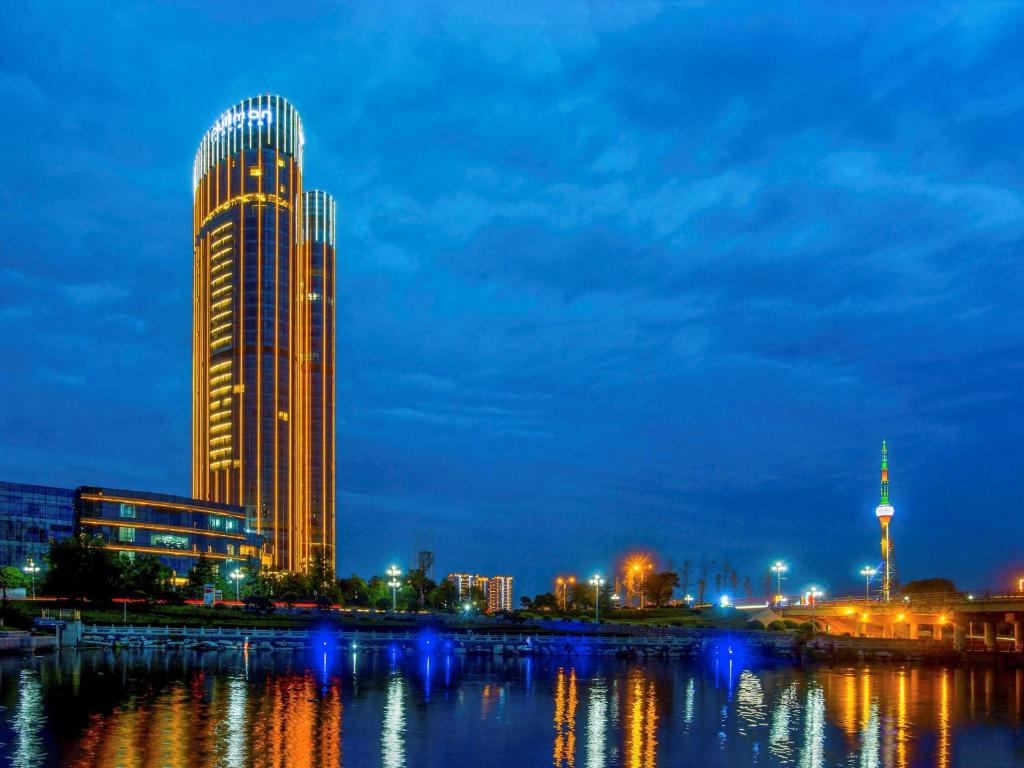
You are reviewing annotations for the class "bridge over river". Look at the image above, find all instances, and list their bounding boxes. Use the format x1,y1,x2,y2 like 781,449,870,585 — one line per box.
779,590,1024,651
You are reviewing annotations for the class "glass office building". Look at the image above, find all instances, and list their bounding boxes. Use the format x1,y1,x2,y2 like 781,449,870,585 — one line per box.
192,95,336,574
76,487,257,581
0,481,75,568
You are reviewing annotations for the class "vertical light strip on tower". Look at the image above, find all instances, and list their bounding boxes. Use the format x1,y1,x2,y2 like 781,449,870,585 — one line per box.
874,440,896,601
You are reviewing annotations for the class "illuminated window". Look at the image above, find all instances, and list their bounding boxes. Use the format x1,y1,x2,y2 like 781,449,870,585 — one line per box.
210,516,223,530
225,519,237,532
119,527,135,543
119,503,136,519
152,534,189,550
226,544,236,556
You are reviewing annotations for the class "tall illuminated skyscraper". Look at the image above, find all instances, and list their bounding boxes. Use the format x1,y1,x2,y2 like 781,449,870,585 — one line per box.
874,440,896,601
192,94,335,573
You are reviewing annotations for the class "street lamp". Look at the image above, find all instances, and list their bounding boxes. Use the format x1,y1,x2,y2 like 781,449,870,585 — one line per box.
589,574,605,621
807,586,823,635
387,565,402,612
23,558,39,599
683,594,694,607
859,566,877,603
230,569,244,601
771,561,787,602
556,576,575,612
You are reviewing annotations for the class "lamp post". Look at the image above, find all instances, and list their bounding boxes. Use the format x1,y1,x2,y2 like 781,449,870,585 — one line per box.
808,586,823,635
556,576,575,612
230,569,244,601
771,561,787,602
387,565,402,612
859,566,877,603
589,574,605,621
23,559,39,599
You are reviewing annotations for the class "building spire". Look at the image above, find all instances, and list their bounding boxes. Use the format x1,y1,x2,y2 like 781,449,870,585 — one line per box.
880,440,889,505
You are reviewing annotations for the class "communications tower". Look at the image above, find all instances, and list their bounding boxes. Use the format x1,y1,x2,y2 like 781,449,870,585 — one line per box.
874,441,897,601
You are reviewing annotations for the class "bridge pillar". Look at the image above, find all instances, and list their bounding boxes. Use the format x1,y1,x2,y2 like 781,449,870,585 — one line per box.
984,621,997,651
953,623,966,651
1014,621,1023,653
908,623,919,640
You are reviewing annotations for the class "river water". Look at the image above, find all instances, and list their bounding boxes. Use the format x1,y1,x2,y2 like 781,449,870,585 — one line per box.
0,646,1022,767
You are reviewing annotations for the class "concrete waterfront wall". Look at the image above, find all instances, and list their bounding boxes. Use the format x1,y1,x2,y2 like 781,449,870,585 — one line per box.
77,624,797,659
0,631,57,653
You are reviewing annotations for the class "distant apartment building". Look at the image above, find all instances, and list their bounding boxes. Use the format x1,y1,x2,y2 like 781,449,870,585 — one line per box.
447,572,513,613
487,576,514,613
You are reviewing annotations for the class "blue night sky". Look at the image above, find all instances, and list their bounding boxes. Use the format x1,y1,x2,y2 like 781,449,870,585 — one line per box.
1,3,1022,597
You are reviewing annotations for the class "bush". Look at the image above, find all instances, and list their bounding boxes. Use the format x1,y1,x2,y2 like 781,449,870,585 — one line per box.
244,594,275,615
784,619,799,629
767,620,787,632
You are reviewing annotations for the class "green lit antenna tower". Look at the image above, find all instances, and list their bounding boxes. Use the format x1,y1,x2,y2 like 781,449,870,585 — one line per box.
874,441,896,601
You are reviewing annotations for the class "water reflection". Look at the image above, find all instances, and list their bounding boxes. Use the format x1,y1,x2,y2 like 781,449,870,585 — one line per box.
12,669,43,768
586,678,608,768
553,666,578,766
381,671,405,768
1,651,1023,767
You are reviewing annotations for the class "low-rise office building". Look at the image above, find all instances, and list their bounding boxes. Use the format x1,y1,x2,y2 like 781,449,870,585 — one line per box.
0,480,262,583
76,487,260,581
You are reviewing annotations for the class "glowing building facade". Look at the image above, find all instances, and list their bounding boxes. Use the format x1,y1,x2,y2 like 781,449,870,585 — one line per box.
192,95,335,574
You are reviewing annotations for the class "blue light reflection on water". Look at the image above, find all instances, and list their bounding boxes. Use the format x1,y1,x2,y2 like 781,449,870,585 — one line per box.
0,650,1022,767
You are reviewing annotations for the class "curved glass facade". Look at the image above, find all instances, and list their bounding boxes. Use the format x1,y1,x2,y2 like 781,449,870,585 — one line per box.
192,95,336,574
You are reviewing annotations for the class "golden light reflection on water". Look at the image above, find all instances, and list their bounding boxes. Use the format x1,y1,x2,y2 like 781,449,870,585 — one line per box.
553,666,578,767
623,668,657,768
10,654,1024,767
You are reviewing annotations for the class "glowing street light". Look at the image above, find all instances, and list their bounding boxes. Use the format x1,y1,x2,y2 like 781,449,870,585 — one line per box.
859,566,877,603
22,558,39,599
589,574,605,621
230,569,244,601
556,576,576,612
683,594,694,607
771,561,788,601
387,565,402,612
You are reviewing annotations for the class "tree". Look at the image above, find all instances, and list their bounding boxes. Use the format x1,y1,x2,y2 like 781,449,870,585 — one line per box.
697,558,715,606
186,554,216,599
338,574,369,606
121,555,171,601
428,580,457,612
367,575,392,610
743,576,753,599
647,571,680,607
901,578,957,596
43,534,124,603
306,548,339,603
531,592,558,612
0,566,28,599
680,560,692,596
